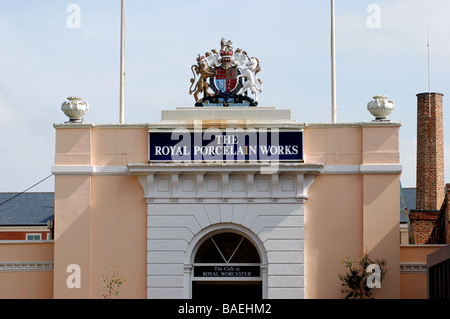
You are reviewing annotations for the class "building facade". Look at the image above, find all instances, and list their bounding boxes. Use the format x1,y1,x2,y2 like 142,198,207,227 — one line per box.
51,105,402,299
0,193,54,240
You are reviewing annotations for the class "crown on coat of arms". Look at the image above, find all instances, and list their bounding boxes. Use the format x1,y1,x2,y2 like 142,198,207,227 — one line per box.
189,38,262,107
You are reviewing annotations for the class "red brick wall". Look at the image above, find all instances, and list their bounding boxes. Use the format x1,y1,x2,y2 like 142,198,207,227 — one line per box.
409,210,440,244
0,231,49,240
446,184,450,244
416,93,445,211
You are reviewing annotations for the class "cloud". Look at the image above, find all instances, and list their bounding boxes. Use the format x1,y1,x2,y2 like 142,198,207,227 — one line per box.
337,0,450,69
399,138,417,187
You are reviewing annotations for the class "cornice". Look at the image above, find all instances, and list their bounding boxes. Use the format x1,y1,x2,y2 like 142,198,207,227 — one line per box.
0,226,49,232
0,261,54,272
52,163,402,176
400,262,427,273
128,162,324,174
53,121,402,130
304,122,401,128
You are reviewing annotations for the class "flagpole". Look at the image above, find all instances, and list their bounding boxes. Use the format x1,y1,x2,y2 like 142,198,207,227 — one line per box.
331,0,337,123
119,0,125,124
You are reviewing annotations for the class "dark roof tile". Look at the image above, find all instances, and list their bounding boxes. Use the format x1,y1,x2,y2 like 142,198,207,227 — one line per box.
0,193,54,225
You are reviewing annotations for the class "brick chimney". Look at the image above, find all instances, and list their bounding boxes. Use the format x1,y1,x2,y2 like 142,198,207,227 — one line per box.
446,184,450,244
415,92,445,210
410,93,445,244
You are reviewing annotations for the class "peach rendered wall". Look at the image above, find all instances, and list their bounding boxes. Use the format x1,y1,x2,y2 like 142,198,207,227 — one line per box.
54,125,149,166
304,126,362,165
53,126,148,298
53,175,92,298
304,124,401,299
362,174,400,298
92,127,148,166
90,176,147,299
305,174,363,298
304,124,400,165
0,242,54,298
400,245,443,299
362,126,400,164
54,126,92,165
53,175,147,299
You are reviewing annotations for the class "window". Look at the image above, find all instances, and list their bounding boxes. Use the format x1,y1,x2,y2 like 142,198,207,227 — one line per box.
192,232,263,299
26,233,42,240
195,232,261,263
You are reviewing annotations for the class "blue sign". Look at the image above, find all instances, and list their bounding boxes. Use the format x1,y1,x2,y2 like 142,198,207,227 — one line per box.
149,130,303,163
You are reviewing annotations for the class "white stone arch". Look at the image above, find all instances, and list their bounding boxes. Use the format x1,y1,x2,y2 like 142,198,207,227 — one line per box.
137,166,322,299
183,223,268,299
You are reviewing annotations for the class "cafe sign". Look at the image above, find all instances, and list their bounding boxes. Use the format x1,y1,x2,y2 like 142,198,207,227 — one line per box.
193,265,260,278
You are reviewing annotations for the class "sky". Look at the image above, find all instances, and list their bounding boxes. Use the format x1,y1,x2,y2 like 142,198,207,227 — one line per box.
0,0,449,192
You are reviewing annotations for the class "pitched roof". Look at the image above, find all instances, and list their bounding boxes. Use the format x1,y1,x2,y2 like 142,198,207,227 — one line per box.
402,188,416,211
400,187,416,223
0,193,54,225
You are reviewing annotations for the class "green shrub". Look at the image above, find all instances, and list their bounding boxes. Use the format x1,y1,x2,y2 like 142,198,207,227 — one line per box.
338,250,388,299
101,265,126,299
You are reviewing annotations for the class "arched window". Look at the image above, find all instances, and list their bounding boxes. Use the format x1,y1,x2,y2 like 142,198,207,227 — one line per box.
194,232,261,264
192,231,263,299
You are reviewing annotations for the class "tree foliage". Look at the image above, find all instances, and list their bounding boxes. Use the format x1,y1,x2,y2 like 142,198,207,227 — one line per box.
101,265,126,299
338,250,388,299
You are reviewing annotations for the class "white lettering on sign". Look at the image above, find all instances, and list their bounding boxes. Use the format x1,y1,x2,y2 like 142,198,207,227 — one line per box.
153,129,301,159
196,266,259,278
154,145,191,156
149,122,304,174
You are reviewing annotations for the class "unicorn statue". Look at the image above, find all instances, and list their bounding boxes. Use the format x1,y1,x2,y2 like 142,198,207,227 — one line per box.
237,57,263,104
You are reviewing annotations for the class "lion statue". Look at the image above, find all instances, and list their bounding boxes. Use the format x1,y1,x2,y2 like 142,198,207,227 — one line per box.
189,55,215,103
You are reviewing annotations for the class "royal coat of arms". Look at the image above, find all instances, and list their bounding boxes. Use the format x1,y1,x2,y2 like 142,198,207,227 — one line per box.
189,38,262,107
